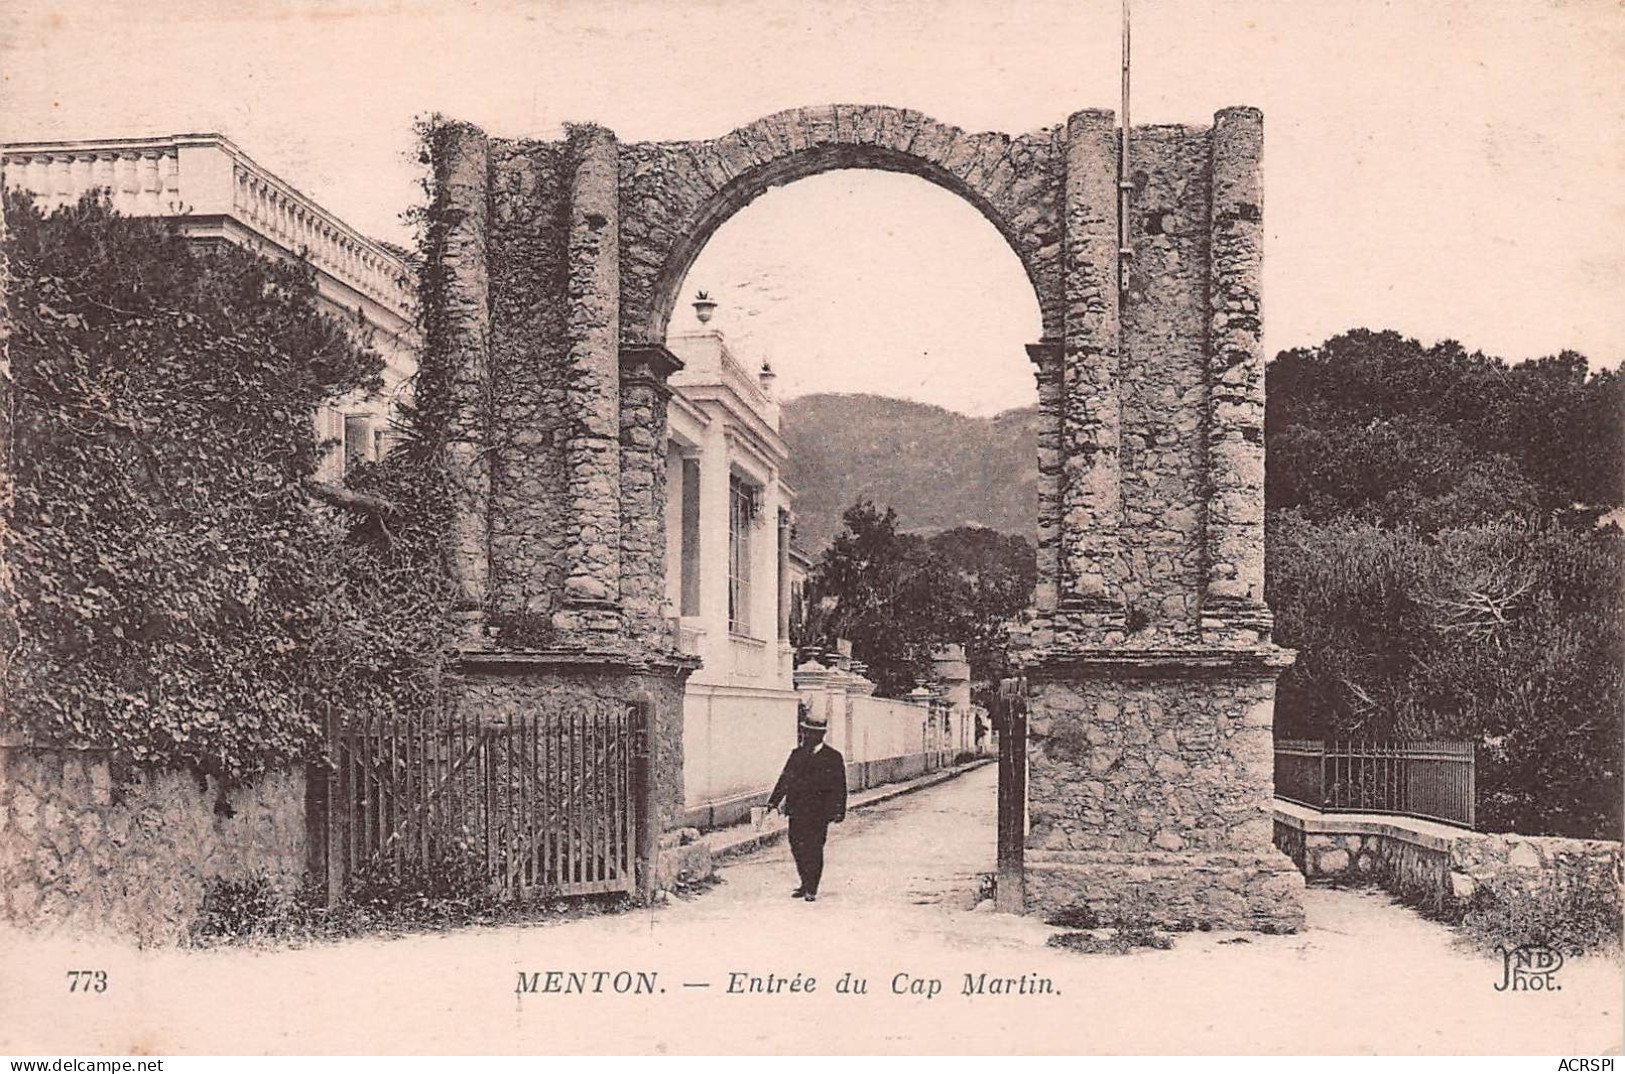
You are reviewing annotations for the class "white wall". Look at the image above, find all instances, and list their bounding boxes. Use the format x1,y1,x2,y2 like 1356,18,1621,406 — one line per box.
794,666,951,796
847,694,930,763
681,688,799,828
678,665,961,831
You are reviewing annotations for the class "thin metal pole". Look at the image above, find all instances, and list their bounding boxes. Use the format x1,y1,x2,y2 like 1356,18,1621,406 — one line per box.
1118,0,1133,291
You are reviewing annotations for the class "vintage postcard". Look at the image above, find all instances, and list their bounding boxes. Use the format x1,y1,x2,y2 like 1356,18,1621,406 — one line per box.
0,0,1620,1058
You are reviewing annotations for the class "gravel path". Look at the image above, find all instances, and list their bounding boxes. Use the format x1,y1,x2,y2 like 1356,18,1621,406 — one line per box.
2,765,1618,1054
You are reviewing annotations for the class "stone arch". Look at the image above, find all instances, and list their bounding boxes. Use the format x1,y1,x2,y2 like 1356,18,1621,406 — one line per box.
420,104,1304,932
617,105,1065,345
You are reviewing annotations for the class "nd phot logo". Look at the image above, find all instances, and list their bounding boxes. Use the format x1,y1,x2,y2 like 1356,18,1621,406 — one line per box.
1493,943,1563,991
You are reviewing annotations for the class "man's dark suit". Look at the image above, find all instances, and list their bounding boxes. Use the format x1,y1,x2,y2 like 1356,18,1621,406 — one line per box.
767,742,848,896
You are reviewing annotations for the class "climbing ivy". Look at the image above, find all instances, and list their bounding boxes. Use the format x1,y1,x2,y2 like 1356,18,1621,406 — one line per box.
2,115,502,782
1,189,434,779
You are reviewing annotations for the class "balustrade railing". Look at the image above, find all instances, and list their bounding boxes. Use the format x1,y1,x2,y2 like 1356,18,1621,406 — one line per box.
3,134,411,321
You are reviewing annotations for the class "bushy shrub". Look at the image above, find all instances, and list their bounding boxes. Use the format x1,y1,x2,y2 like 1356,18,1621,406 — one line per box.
3,188,461,788
191,875,294,943
188,857,634,948
1268,512,1623,838
1459,877,1623,958
1046,928,1174,954
343,833,496,918
1046,903,1100,929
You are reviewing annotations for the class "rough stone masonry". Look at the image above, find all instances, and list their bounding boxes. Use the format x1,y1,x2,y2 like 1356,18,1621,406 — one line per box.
423,104,1301,927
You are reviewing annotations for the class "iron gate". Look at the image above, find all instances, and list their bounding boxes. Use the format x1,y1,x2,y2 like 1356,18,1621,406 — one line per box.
313,698,648,902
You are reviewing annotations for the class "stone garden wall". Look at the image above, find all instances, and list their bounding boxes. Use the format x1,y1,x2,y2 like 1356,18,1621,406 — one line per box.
1273,800,1623,912
0,744,306,945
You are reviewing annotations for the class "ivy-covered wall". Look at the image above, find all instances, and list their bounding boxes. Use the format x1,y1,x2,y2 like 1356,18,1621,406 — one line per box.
0,192,393,778
1,188,462,936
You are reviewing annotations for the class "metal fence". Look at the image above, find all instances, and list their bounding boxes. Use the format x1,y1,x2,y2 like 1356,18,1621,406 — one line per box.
1274,739,1476,829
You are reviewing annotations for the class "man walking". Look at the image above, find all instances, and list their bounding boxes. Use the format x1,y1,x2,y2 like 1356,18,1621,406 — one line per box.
765,703,847,902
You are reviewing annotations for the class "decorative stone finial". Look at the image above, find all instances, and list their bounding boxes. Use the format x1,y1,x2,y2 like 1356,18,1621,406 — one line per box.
693,290,717,324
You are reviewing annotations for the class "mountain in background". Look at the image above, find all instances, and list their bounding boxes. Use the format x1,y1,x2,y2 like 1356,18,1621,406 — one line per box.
780,393,1039,554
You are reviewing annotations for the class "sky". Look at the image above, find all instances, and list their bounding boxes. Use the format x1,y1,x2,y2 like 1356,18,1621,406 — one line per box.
3,0,1621,416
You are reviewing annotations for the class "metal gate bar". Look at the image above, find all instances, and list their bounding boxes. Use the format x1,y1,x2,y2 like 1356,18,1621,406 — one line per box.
995,676,1027,913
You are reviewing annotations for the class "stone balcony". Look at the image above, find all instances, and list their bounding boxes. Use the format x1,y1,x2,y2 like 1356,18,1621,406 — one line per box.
2,133,414,333
667,329,781,430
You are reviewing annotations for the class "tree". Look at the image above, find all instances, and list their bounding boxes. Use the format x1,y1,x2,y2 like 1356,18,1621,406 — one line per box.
803,500,943,696
803,504,1036,700
1267,330,1623,527
923,526,1036,706
2,191,411,779
1266,329,1624,838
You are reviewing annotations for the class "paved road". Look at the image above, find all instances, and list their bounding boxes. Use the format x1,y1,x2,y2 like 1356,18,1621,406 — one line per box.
2,764,1619,1055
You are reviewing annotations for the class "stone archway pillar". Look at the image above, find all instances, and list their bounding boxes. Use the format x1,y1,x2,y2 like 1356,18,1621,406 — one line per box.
619,343,685,650
558,126,624,625
1203,108,1271,641
1058,110,1125,619
1026,341,1064,621
423,122,493,645
419,121,698,871
1018,107,1304,931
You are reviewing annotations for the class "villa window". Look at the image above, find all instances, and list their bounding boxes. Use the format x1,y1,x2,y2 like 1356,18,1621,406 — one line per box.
777,510,791,641
729,474,755,635
343,413,374,473
679,457,701,617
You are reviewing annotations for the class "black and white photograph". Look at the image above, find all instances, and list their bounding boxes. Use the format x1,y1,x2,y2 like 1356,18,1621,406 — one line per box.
0,0,1620,1058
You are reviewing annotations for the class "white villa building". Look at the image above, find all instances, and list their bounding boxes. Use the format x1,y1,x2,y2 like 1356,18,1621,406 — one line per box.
661,312,962,827
1,133,417,480
663,320,805,829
